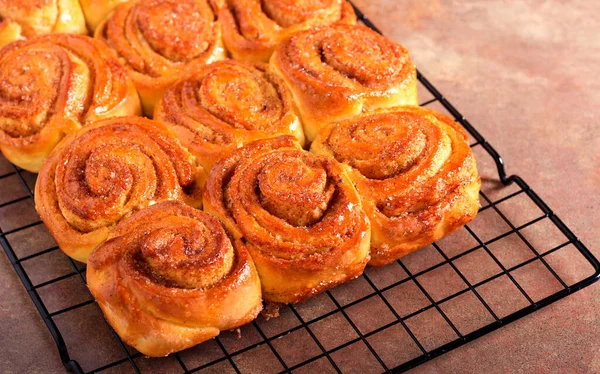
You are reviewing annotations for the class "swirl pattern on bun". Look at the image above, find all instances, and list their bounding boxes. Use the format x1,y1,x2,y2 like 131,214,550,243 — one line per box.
204,136,370,303
95,0,225,115
311,106,481,266
219,0,356,62
154,59,304,172
271,24,418,141
0,34,141,172
35,116,205,263
87,201,262,357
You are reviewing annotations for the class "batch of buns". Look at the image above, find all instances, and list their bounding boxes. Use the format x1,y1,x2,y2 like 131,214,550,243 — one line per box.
0,0,481,357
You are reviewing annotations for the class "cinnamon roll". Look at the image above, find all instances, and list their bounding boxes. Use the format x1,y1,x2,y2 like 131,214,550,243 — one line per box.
219,0,356,62
203,136,370,304
270,24,418,141
95,0,226,116
0,34,141,172
0,0,87,37
311,106,481,266
87,201,262,357
154,59,305,172
35,116,206,263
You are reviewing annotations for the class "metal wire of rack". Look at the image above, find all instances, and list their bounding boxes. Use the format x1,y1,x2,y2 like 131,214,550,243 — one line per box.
2,3,599,374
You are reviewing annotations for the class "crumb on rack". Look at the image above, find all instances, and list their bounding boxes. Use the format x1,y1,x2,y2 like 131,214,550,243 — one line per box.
261,302,281,320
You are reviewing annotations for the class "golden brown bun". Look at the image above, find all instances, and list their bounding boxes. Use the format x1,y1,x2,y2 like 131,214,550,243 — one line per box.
0,18,22,47
79,0,131,32
154,59,305,173
0,34,140,172
270,24,418,141
311,106,481,266
35,116,206,263
203,136,370,303
95,0,226,116
220,0,356,62
0,0,87,36
87,201,262,357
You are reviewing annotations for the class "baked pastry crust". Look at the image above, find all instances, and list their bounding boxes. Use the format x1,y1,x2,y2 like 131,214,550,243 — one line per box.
270,24,418,141
79,0,130,32
204,136,370,303
87,201,262,357
154,59,305,173
0,18,22,47
219,0,356,62
95,0,226,116
311,106,481,266
0,34,141,172
0,0,87,37
35,116,206,263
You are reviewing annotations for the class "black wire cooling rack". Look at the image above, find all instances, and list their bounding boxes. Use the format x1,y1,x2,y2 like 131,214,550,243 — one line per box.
2,3,600,374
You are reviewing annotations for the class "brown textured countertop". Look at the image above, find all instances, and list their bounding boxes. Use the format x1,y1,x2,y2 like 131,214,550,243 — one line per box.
1,0,599,372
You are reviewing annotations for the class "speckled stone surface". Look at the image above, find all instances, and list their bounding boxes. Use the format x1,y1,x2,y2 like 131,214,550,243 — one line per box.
1,1,599,372
350,0,600,372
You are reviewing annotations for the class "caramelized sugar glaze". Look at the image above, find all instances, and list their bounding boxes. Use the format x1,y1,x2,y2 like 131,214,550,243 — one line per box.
0,0,87,37
311,106,481,266
220,0,356,62
204,136,370,304
87,201,262,356
95,0,225,115
270,24,418,141
79,0,132,31
35,116,205,263
155,59,305,173
0,34,140,172
4,2,486,353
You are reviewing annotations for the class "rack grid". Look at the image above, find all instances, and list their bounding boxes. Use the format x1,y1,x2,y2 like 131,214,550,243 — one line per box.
2,2,599,373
